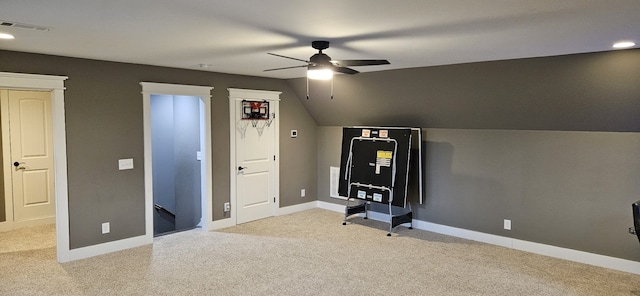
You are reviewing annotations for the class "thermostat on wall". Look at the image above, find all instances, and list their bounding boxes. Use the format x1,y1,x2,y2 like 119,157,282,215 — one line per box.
291,130,298,138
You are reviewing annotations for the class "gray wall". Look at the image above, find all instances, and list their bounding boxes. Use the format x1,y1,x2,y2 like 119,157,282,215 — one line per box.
0,50,318,249
318,127,640,261
312,49,640,263
289,49,640,132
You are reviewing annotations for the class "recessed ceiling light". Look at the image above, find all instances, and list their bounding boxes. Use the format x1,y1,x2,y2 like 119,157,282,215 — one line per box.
612,41,635,49
0,33,15,39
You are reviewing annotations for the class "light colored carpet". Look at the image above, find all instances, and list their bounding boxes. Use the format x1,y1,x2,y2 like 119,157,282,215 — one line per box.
1,208,639,295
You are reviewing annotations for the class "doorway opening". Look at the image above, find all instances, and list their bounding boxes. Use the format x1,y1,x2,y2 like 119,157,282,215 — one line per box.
150,94,203,236
141,82,213,241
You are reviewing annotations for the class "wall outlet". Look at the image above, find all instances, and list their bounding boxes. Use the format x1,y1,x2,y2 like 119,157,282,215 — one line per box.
301,189,306,197
102,222,110,234
224,202,230,212
118,158,134,170
504,219,511,230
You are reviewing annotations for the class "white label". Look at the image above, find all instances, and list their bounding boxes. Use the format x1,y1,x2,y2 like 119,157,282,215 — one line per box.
379,130,388,138
357,190,366,199
373,193,383,202
361,129,371,137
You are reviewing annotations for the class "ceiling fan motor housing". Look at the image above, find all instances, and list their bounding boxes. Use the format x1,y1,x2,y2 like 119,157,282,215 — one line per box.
310,53,332,66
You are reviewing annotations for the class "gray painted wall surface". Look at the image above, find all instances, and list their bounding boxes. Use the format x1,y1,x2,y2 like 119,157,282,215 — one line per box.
318,126,640,261
0,50,318,249
289,49,640,132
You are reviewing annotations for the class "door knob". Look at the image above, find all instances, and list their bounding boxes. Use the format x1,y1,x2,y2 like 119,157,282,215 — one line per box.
13,161,26,170
238,166,246,171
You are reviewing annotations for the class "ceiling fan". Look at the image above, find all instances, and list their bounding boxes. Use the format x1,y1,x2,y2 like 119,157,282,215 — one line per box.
264,40,390,80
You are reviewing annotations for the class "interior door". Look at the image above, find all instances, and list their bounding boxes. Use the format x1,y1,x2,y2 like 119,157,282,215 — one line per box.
235,102,276,224
8,90,55,222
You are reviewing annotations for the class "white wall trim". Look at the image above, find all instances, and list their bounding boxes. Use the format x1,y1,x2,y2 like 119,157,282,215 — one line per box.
208,217,236,231
141,82,214,246
277,201,318,216
0,90,14,232
0,72,70,262
317,201,640,275
68,234,149,262
317,200,346,213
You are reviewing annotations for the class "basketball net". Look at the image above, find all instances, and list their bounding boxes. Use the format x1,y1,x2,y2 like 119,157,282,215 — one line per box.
255,120,266,136
237,120,249,138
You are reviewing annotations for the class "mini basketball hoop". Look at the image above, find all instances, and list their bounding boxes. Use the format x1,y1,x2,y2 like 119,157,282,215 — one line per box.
237,119,249,138
240,100,274,137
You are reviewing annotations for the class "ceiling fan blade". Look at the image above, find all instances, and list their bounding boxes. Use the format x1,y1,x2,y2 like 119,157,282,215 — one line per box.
331,59,390,67
263,65,308,72
267,53,309,63
333,66,359,75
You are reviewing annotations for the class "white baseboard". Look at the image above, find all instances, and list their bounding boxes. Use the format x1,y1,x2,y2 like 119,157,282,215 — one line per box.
317,200,345,213
277,201,318,216
208,217,236,231
317,201,640,275
68,234,152,262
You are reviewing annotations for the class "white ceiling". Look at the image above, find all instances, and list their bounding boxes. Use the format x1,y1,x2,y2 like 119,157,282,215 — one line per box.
1,0,638,79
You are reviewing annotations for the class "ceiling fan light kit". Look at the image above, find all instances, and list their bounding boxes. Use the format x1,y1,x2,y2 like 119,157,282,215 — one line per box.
265,40,390,98
307,67,333,80
265,40,389,79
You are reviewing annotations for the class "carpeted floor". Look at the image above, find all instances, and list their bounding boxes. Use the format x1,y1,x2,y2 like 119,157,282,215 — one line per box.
1,208,639,295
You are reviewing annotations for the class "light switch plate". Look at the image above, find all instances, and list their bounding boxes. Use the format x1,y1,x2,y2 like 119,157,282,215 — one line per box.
118,158,134,170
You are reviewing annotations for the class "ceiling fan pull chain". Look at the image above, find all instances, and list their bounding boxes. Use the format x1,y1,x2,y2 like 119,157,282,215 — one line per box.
331,76,334,100
306,76,310,100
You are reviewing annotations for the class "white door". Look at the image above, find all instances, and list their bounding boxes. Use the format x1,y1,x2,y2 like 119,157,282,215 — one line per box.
230,90,280,225
8,90,55,222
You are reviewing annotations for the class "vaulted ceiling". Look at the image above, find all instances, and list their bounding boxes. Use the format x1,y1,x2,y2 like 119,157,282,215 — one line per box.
1,1,638,79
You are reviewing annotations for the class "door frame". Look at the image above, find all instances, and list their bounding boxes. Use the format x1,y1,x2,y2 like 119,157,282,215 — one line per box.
0,72,69,262
228,88,280,226
141,82,213,240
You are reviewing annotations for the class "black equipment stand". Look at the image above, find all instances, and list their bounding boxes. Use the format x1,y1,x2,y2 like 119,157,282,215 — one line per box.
339,127,416,236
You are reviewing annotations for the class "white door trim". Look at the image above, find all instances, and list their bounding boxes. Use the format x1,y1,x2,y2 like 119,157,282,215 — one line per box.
0,72,69,262
141,82,214,241
228,88,281,226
